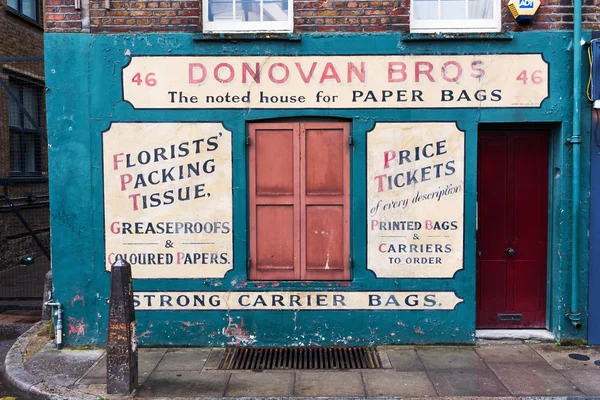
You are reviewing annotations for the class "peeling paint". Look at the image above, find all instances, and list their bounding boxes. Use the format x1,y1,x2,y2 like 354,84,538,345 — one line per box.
67,317,88,336
222,317,256,345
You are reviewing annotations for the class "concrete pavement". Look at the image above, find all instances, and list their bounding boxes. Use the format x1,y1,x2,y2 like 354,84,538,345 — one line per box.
4,322,600,399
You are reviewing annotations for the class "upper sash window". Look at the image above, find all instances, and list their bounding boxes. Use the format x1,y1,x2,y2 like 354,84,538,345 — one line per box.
203,0,293,33
410,0,501,33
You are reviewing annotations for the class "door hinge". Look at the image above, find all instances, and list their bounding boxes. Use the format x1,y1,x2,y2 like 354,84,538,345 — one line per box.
348,135,354,146
349,257,354,269
246,136,251,146
247,258,251,272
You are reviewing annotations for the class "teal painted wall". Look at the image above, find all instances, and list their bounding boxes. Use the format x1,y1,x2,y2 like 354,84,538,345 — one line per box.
44,32,590,346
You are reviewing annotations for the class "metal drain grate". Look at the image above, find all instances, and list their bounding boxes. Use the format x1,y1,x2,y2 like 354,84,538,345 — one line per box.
218,346,383,370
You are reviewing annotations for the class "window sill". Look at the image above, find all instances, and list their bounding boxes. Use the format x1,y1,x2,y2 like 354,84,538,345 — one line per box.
0,176,47,184
193,32,302,42
5,7,43,30
402,32,514,41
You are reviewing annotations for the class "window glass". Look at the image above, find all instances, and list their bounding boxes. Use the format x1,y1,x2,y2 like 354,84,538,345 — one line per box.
8,83,22,128
468,0,493,19
440,0,466,19
22,87,39,130
412,0,436,19
22,133,38,172
7,0,18,10
8,80,42,175
9,133,22,173
410,0,499,32
204,0,292,32
21,0,37,20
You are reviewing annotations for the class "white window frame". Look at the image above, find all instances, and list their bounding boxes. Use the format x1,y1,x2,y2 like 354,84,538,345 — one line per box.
410,0,501,33
202,0,293,33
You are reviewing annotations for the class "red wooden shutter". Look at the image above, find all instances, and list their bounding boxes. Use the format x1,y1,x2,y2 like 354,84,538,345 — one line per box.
301,123,350,280
249,121,350,281
249,123,300,280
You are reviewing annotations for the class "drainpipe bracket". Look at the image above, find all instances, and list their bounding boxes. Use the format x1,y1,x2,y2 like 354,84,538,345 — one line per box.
565,311,583,329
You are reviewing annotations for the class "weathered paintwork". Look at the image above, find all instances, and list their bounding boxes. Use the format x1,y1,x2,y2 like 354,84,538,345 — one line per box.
44,32,591,346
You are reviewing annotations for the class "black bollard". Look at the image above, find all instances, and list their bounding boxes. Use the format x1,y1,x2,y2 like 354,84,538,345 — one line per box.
107,258,138,395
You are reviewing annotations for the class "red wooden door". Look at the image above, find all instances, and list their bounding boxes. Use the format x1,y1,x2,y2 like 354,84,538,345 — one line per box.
249,122,350,281
476,130,548,328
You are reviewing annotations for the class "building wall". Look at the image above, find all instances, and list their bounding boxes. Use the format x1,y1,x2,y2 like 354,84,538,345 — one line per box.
44,0,600,33
0,0,49,287
44,25,591,346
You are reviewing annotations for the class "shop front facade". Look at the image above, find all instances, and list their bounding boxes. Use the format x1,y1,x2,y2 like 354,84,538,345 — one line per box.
44,0,594,346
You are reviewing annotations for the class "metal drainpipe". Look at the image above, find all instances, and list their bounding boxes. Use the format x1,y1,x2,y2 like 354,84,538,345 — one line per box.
566,0,583,330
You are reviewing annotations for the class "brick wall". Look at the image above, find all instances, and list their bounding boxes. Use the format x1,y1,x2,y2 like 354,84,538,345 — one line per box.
45,0,83,32
45,0,600,33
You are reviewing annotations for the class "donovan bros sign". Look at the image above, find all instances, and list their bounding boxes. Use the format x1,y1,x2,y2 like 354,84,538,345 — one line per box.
123,55,549,109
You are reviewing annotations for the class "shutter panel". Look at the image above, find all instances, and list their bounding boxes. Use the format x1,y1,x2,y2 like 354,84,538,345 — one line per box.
249,123,301,280
301,123,350,280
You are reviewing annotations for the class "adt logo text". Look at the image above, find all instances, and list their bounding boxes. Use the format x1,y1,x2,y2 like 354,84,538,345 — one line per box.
519,0,534,8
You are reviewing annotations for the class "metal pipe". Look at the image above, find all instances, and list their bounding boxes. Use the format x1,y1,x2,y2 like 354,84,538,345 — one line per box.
44,301,63,350
566,0,583,330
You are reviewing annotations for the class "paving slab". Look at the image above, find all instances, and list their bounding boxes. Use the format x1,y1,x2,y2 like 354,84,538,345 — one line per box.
531,344,600,370
561,369,600,396
428,368,511,397
418,347,487,370
137,370,231,398
156,348,209,371
225,371,294,397
294,371,365,397
24,343,104,388
82,348,167,384
362,370,437,397
476,344,547,364
204,348,225,370
487,362,584,396
386,348,425,371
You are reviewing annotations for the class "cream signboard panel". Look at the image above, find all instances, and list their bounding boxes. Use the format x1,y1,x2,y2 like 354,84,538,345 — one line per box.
103,123,233,279
123,55,548,109
134,291,464,310
368,123,464,278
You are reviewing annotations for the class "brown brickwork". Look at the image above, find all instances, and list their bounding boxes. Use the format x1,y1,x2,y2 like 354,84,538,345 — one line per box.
1,0,50,300
45,0,83,32
45,0,600,33
89,0,200,32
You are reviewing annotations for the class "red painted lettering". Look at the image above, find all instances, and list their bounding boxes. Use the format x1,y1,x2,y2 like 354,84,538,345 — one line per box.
242,62,261,84
214,63,235,83
120,174,133,191
441,61,462,83
319,62,341,83
110,222,121,234
415,61,434,83
388,62,407,83
374,174,387,192
268,63,290,84
128,193,141,211
347,62,366,83
383,150,396,169
113,153,124,171
188,63,207,84
470,60,485,79
295,62,318,83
